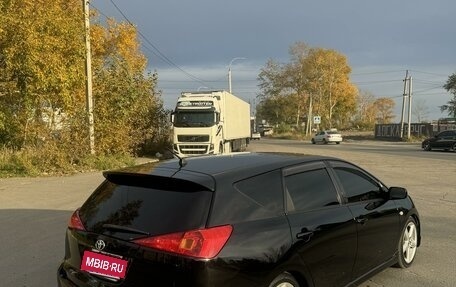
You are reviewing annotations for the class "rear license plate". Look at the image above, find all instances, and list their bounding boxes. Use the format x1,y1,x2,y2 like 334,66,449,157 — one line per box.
81,250,128,279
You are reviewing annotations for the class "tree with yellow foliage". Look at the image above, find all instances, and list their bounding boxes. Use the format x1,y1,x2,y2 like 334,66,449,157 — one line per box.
257,42,357,131
0,0,85,148
0,0,166,173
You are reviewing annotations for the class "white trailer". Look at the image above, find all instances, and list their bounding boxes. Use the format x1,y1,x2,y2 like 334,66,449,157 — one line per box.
171,90,250,156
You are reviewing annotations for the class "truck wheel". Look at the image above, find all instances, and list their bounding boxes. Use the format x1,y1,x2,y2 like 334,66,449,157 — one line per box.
219,143,224,154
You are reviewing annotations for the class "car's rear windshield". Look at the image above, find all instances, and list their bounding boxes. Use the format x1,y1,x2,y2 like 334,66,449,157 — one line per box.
79,180,213,239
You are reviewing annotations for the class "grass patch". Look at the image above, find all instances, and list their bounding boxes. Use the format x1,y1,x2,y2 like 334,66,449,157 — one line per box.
0,147,137,178
80,154,136,171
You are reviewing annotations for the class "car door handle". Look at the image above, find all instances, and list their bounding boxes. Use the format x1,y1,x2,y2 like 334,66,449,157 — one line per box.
296,230,314,242
354,217,368,224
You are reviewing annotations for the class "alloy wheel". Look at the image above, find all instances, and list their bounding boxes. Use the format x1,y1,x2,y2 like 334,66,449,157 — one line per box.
402,221,418,264
423,142,431,151
276,283,295,287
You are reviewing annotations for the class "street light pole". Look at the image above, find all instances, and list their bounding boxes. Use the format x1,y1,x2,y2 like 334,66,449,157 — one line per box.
228,57,246,93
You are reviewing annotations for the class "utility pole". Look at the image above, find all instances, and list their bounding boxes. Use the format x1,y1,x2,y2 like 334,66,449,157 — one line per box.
306,94,313,136
83,0,95,155
400,70,409,139
407,76,413,139
399,71,413,139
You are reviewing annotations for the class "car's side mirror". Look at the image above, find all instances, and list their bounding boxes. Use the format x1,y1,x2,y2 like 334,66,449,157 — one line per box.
389,186,408,199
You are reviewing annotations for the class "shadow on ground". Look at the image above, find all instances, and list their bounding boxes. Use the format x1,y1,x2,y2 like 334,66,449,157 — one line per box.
0,209,72,287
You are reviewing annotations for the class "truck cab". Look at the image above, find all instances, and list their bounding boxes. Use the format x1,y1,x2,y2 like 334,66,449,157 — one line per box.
171,91,250,157
172,95,221,156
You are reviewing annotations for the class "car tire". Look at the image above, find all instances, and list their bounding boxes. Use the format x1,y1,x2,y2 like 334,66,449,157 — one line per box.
453,143,456,152
423,142,431,151
323,139,328,144
336,141,340,144
269,273,300,287
311,139,316,144
396,217,418,268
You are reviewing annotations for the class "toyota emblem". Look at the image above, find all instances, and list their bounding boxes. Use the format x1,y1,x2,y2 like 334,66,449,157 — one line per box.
95,239,106,251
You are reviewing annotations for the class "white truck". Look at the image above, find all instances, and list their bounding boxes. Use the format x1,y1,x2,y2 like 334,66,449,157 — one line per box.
171,90,251,156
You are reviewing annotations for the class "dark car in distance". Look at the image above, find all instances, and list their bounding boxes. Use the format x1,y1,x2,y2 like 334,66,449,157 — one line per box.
57,153,420,287
422,129,456,151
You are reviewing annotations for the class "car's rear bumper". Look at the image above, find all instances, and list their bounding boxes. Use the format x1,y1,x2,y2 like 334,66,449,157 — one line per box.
327,138,342,142
57,264,77,287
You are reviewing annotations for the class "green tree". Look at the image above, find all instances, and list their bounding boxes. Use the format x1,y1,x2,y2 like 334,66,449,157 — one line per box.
256,94,297,127
441,73,456,118
257,59,291,126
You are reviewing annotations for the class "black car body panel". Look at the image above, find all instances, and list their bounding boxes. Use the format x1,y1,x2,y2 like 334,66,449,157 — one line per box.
58,152,420,287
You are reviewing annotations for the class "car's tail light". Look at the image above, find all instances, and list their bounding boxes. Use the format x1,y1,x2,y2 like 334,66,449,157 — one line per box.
133,225,233,259
68,208,86,231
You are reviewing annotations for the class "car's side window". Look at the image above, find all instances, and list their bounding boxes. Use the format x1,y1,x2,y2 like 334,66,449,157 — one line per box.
234,169,284,214
284,168,339,212
333,167,382,203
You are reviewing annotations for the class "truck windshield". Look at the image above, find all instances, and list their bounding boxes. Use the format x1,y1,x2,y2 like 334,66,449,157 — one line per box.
174,111,216,127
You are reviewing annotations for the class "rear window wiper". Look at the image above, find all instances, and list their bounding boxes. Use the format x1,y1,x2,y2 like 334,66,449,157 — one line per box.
102,224,150,236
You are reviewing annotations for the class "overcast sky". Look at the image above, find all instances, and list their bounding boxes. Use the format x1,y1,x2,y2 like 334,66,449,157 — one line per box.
92,0,455,121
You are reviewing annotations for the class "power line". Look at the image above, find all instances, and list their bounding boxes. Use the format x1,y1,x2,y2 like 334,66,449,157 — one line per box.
94,0,214,88
414,85,447,94
409,70,450,77
413,79,445,85
351,70,405,76
353,79,403,85
88,2,110,19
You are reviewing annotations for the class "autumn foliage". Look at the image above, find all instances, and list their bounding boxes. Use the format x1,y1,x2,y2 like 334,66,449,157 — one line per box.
257,42,395,132
0,0,168,174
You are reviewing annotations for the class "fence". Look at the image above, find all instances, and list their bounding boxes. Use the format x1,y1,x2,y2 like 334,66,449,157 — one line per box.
375,122,456,139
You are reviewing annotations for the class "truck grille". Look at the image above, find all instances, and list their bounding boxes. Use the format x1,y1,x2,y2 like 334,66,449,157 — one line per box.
179,145,209,155
177,135,210,142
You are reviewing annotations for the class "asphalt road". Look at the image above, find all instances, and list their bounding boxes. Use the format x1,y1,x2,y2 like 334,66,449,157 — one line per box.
249,138,456,287
0,139,455,287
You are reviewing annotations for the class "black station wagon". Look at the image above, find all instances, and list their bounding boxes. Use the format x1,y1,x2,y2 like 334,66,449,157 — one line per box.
58,152,420,287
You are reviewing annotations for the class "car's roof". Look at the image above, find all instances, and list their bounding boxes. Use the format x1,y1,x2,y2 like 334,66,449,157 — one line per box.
105,153,339,191
162,152,336,175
